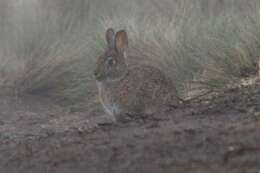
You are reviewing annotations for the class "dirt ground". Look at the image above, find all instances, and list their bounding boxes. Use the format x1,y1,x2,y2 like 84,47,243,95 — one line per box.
0,81,260,173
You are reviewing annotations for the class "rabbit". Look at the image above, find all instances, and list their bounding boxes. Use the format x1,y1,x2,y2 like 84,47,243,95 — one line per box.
94,28,180,122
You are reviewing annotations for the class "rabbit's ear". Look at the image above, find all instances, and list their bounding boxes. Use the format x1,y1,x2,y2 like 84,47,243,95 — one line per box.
106,28,115,49
115,30,128,53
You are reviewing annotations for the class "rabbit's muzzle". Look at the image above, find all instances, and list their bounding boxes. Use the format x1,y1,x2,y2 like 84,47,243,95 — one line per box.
94,71,102,81
94,66,104,81
94,70,99,78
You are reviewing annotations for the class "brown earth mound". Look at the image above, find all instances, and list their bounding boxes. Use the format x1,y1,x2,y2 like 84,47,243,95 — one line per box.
0,81,260,173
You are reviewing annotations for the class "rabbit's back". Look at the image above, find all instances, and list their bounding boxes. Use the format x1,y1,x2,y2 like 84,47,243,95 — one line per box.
129,65,179,107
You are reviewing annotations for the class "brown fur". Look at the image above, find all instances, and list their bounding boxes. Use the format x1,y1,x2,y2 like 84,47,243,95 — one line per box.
94,28,179,121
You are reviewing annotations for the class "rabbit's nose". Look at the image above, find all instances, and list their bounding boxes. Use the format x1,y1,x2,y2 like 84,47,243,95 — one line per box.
94,71,99,77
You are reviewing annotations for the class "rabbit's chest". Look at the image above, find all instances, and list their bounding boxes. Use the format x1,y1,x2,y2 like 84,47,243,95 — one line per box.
98,84,121,115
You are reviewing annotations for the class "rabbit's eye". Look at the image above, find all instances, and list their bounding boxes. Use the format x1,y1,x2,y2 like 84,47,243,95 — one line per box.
106,57,116,66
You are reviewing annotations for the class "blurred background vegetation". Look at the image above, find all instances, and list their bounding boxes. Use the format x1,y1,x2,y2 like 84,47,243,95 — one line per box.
0,0,259,108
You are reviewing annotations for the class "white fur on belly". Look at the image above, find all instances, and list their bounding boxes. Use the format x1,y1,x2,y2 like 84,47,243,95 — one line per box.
100,98,120,122
97,81,120,120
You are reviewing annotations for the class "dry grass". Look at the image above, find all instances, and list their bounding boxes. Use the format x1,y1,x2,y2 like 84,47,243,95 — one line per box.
0,0,259,105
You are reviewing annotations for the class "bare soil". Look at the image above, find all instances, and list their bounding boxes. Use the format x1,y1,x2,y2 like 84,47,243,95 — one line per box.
0,81,260,173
